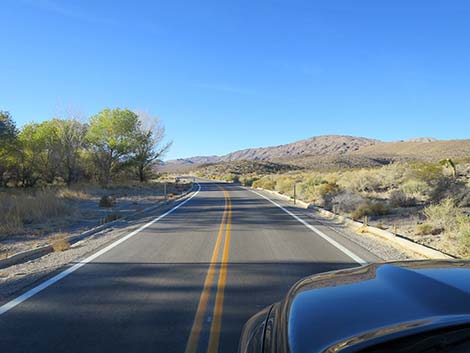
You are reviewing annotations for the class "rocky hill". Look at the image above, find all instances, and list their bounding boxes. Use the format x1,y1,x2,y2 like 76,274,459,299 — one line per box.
162,135,379,171
161,135,470,172
220,135,379,161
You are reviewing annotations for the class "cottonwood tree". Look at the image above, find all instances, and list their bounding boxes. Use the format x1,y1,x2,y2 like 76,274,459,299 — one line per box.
133,113,171,182
86,108,140,185
53,118,88,185
0,111,18,186
16,123,44,187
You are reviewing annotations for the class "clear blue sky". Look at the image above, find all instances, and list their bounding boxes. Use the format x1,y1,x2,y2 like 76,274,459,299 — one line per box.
2,1,470,159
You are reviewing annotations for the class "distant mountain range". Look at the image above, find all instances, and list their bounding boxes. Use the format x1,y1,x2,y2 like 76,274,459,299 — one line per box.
164,135,378,168
162,135,470,172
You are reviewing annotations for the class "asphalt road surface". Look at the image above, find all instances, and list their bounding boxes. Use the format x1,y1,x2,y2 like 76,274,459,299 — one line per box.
0,181,380,353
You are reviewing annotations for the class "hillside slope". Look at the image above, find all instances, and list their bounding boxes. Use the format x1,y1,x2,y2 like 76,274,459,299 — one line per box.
162,135,379,171
352,139,470,160
220,135,379,161
162,136,470,172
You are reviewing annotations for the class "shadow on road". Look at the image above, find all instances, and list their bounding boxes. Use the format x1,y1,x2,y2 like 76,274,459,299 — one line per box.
0,260,357,353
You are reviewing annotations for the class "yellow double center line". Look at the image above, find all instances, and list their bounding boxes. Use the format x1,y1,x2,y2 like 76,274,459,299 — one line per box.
184,188,232,353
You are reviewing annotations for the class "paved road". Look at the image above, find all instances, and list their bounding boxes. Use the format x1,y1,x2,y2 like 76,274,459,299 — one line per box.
0,181,379,353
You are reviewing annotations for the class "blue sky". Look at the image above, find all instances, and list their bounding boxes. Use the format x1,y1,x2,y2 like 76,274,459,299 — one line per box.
2,0,470,159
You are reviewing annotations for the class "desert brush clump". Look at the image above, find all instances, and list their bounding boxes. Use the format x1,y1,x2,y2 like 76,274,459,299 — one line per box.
422,198,470,256
415,223,441,236
252,176,277,190
99,195,115,207
51,235,70,252
222,173,239,183
350,201,389,221
423,198,461,233
331,191,365,214
457,215,470,256
239,176,258,187
389,190,416,208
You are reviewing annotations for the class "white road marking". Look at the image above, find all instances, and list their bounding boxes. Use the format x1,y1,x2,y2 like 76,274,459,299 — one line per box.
250,189,367,265
0,183,202,316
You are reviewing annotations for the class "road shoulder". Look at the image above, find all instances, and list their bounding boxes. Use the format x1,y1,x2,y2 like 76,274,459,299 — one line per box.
247,187,412,263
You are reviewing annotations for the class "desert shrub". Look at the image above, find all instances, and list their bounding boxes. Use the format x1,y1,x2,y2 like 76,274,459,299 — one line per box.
389,190,416,208
400,179,429,198
99,195,115,207
341,169,382,193
240,176,258,187
457,215,470,255
331,191,364,214
297,174,324,201
415,223,441,235
423,198,461,233
275,175,295,196
51,236,70,252
408,161,444,184
317,181,339,198
223,173,239,183
376,163,407,190
456,187,470,207
351,201,389,220
316,181,340,208
252,176,276,190
428,177,467,203
296,176,340,208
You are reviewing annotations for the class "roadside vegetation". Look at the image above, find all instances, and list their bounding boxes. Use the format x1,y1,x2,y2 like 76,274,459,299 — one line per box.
0,109,190,257
0,109,170,187
197,159,470,257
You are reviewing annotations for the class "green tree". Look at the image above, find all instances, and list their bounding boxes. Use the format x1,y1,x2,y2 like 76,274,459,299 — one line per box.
53,119,88,185
0,111,18,186
132,114,171,182
16,123,44,187
0,111,17,141
86,108,140,185
35,121,62,183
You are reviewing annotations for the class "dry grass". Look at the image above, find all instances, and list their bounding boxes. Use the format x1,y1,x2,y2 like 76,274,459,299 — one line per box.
51,235,70,252
56,187,91,200
0,181,190,240
0,189,73,236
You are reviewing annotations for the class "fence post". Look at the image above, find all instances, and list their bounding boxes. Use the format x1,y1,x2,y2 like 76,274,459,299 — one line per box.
293,183,296,205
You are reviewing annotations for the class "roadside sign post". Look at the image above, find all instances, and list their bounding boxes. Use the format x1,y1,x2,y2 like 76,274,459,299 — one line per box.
293,183,296,205
164,182,167,200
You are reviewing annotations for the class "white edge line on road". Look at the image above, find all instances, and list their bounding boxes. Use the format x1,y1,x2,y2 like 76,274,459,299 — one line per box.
250,189,367,265
0,183,202,316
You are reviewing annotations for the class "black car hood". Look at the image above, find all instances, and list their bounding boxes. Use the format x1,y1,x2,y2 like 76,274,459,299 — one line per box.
284,261,470,353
